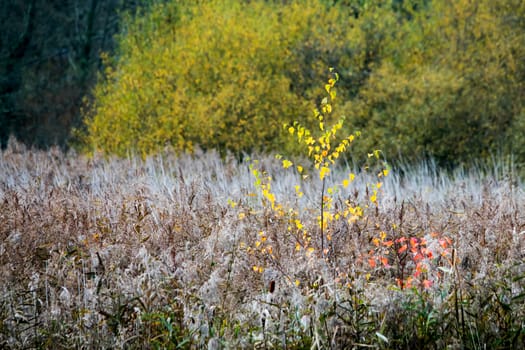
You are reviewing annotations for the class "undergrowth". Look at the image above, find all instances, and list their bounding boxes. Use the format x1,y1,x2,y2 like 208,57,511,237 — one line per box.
0,137,524,349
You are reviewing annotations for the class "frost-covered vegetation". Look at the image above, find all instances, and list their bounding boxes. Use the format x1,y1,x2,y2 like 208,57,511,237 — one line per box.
1,141,523,349
82,0,525,168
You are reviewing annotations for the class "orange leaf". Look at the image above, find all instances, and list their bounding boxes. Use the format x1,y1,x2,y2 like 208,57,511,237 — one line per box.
413,252,424,261
383,240,394,247
422,279,433,289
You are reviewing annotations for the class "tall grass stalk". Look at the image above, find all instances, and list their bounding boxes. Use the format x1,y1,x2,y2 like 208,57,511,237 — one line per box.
0,141,524,348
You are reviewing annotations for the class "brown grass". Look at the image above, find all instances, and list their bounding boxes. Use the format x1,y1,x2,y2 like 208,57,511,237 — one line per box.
1,140,524,349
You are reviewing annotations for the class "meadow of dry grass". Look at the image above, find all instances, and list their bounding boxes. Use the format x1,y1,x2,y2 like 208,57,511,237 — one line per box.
1,141,524,349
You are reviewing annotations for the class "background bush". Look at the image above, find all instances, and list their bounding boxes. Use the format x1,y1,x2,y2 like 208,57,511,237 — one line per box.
343,0,525,168
82,0,363,157
0,0,156,149
82,0,525,168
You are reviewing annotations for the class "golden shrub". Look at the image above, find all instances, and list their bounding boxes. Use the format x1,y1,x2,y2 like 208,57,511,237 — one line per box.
82,0,361,157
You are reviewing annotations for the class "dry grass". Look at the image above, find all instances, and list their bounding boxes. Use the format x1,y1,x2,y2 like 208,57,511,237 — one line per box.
1,140,524,349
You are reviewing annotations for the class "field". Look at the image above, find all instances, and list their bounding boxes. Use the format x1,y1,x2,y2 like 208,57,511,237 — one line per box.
1,141,524,349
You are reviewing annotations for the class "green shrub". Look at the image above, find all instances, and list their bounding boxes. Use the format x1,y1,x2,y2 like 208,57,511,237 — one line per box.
342,0,525,167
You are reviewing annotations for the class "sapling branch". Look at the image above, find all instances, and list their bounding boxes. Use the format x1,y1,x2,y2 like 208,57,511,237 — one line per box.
320,177,326,255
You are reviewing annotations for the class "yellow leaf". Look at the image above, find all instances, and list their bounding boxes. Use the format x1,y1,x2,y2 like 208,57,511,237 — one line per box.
282,159,293,169
297,128,304,140
319,166,330,180
319,122,324,131
343,179,349,188
288,126,295,134
295,279,300,286
295,185,303,197
296,165,303,173
262,189,275,206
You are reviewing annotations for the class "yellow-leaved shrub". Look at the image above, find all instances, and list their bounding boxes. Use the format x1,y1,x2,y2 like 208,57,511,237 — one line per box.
82,0,362,157
81,0,525,169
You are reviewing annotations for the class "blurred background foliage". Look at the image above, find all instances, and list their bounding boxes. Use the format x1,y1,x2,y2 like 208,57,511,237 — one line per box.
3,0,525,169
81,0,361,157
344,0,525,167
0,0,159,149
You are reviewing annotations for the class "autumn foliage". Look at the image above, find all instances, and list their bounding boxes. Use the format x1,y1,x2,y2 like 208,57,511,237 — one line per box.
82,0,525,167
82,0,357,157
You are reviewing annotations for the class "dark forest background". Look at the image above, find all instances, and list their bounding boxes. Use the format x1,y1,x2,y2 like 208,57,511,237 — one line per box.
0,0,154,149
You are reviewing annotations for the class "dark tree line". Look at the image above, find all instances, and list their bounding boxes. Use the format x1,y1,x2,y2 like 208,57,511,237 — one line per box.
0,0,155,149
